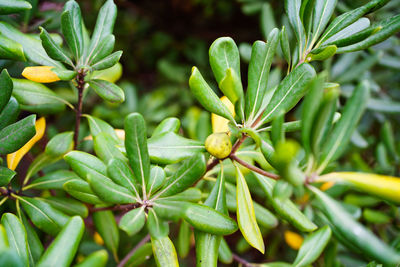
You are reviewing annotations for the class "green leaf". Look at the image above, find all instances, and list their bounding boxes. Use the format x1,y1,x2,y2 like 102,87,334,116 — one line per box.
184,202,237,235
0,114,36,155
280,26,291,65
39,27,73,66
0,35,26,61
158,188,202,202
219,68,243,105
311,85,340,156
63,179,104,205
151,236,179,267
93,210,119,260
0,22,62,67
20,212,43,265
177,220,191,258
36,216,84,267
61,0,84,60
318,81,369,172
307,45,337,61
245,29,279,121
293,225,331,267
273,180,293,200
64,150,107,181
209,37,240,85
321,17,370,46
45,131,74,157
254,173,317,232
257,63,316,127
87,0,117,64
235,165,264,253
363,209,391,224
156,153,206,197
327,25,381,48
125,113,150,197
74,250,108,267
50,68,77,81
107,158,140,198
152,200,186,222
147,209,169,238
18,196,69,236
88,34,115,65
89,79,125,103
0,97,20,130
0,69,13,112
381,122,398,160
148,131,205,164
24,153,58,183
12,79,67,114
189,67,235,122
285,0,306,52
91,51,122,71
318,0,390,44
0,251,25,267
119,207,146,236
94,132,126,164
301,74,325,156
0,224,8,250
85,114,119,142
44,196,88,218
260,3,277,39
1,213,29,267
152,117,181,137
0,0,31,14
309,186,400,265
23,170,79,191
336,15,400,53
147,165,166,195
87,173,137,204
311,0,338,43
194,167,227,266
336,52,381,84
194,230,220,267
271,112,285,147
0,167,15,187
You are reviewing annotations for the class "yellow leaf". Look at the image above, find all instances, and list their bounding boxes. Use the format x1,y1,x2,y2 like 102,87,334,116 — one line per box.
320,181,335,191
284,230,303,250
212,96,235,133
93,232,104,245
317,172,400,204
22,66,60,83
7,117,46,170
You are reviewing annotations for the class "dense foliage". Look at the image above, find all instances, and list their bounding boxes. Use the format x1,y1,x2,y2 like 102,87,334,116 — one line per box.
0,0,400,266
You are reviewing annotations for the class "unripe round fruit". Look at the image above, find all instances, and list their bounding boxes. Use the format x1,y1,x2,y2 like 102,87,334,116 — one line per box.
205,132,232,159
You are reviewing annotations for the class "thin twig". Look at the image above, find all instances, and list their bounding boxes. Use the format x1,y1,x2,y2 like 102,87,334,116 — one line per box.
230,154,279,180
118,234,151,267
232,253,253,267
89,203,142,213
73,71,86,150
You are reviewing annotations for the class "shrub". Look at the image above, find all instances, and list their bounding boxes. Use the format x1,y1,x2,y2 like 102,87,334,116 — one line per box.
0,0,399,266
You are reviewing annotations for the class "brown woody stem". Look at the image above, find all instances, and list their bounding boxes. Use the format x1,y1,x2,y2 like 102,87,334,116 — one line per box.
232,253,252,267
89,203,142,213
230,154,279,179
73,71,86,150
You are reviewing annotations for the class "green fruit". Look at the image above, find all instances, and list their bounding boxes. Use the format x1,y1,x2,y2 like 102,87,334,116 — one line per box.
205,132,232,159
